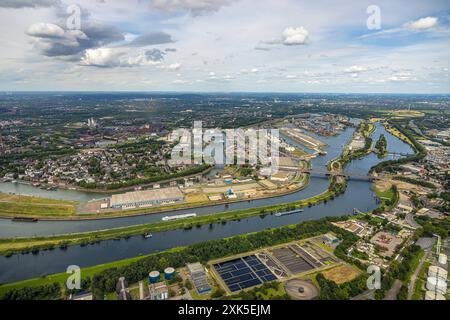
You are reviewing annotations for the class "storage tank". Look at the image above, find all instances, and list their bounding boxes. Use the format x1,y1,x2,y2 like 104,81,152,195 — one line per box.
426,276,447,295
428,266,448,280
438,254,447,265
149,271,160,284
164,267,175,280
425,291,446,301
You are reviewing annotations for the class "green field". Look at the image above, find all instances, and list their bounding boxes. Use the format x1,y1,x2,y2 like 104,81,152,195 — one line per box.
0,193,77,217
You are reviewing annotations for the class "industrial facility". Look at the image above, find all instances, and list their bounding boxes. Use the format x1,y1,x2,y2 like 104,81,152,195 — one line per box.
110,187,184,209
149,281,169,300
116,277,132,300
186,262,212,295
424,236,448,300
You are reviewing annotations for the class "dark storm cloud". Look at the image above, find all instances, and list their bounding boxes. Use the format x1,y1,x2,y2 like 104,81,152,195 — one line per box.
127,32,174,47
0,0,60,8
27,22,125,57
145,48,166,61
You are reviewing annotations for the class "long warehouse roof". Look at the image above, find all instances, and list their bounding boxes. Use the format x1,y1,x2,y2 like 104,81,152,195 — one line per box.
111,187,183,206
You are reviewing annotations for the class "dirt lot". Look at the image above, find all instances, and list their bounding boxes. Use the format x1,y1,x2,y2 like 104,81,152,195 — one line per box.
185,193,209,203
370,231,403,257
321,264,360,284
375,180,392,192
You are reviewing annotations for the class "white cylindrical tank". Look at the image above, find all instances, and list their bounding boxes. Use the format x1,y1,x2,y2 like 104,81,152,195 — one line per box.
438,254,447,265
424,290,446,301
428,266,448,280
426,276,447,295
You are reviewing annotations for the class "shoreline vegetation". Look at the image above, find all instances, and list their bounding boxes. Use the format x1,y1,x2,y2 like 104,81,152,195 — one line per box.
374,133,388,158
1,163,212,194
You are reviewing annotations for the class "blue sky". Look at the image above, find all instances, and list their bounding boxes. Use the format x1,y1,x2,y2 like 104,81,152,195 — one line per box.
0,0,449,93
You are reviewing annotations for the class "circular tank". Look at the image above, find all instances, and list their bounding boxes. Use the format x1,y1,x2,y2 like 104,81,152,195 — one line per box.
164,267,175,280
425,291,445,301
426,276,447,295
428,266,448,280
149,271,160,284
438,254,447,265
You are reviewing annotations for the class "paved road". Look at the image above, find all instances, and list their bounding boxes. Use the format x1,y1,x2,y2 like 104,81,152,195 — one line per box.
351,289,376,300
384,279,402,300
405,213,420,229
407,248,432,300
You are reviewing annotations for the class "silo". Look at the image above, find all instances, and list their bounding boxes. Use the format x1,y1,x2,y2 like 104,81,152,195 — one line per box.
426,276,447,295
149,271,160,284
438,254,447,265
428,266,448,280
424,291,445,301
164,267,175,280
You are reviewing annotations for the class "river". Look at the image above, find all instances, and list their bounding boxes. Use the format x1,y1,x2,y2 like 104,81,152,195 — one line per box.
0,123,414,283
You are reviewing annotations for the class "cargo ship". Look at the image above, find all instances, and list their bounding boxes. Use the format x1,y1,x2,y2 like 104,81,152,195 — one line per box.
12,217,38,222
274,209,304,217
161,213,197,221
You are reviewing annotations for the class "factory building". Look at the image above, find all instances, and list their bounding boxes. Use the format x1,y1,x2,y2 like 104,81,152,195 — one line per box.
149,281,169,300
186,262,212,295
323,233,339,245
110,187,184,209
116,277,132,300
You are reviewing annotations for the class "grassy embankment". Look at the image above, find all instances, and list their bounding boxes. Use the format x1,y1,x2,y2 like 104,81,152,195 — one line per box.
412,260,430,300
0,194,77,217
384,123,413,146
0,249,170,296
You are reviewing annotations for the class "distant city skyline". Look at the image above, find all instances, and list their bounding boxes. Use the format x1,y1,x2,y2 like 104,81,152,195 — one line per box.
1,0,450,93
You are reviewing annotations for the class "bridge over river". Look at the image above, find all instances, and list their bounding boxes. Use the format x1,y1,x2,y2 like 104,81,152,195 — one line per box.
299,169,376,182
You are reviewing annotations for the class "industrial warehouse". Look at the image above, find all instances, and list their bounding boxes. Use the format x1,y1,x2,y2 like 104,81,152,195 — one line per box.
110,187,185,209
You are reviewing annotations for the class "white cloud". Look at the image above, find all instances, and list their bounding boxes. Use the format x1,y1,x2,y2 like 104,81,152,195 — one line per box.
173,79,189,84
387,73,416,82
26,23,65,38
344,66,368,73
282,26,309,45
80,48,163,68
167,62,181,70
404,16,438,30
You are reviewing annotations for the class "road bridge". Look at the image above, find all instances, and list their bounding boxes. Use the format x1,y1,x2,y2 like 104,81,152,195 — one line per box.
298,169,376,182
